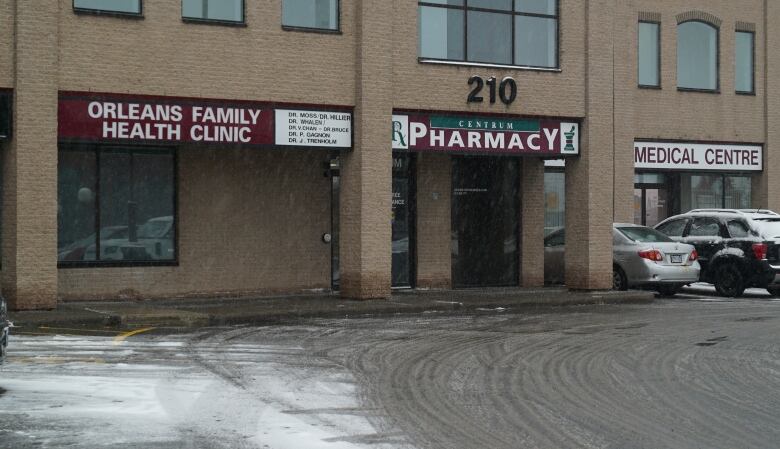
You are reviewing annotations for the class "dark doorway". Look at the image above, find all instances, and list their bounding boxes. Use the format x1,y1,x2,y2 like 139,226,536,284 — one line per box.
329,157,340,291
392,154,415,288
451,157,519,288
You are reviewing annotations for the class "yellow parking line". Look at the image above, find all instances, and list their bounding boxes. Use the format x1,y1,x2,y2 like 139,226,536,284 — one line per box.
112,327,156,345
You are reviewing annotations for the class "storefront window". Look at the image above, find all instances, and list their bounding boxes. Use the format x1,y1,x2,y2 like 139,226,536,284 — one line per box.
544,171,564,236
74,0,141,15
677,21,719,91
58,148,176,265
418,0,558,68
282,0,339,31
735,31,754,93
678,174,751,212
682,174,723,210
725,176,751,209
182,0,244,23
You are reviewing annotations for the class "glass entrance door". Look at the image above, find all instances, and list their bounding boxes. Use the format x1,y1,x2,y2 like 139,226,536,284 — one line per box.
392,154,414,288
451,157,519,288
634,185,669,227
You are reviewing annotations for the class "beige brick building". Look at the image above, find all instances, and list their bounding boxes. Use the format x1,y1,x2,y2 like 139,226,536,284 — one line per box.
1,0,777,310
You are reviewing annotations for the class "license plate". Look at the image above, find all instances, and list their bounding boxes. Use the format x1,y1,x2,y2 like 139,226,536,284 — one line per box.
671,254,683,263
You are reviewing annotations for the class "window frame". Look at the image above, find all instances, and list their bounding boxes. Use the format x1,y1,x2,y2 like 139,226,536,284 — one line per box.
638,20,662,89
281,0,342,34
417,0,560,71
181,0,246,26
676,19,720,94
73,0,143,18
735,30,756,95
57,145,179,269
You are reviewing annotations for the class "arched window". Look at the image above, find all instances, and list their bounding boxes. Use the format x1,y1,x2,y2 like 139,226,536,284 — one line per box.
677,21,719,91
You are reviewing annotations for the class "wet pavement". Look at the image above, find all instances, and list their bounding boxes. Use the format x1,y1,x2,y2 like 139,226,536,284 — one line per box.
1,291,780,448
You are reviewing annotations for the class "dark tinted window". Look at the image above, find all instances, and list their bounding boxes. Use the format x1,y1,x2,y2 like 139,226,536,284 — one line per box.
544,229,564,247
727,220,750,238
618,226,673,243
656,219,687,237
58,148,176,264
689,217,722,237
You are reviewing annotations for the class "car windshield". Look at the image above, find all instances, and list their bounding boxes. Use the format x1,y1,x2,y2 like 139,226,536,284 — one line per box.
617,226,674,243
752,219,780,239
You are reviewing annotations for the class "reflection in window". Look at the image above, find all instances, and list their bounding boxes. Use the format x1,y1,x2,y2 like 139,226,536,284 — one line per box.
725,175,751,209
74,0,141,14
283,0,339,30
689,217,721,237
656,219,688,237
735,31,754,93
677,21,718,90
680,173,752,211
182,0,244,22
419,4,465,60
544,171,564,236
682,174,723,210
727,220,750,238
468,10,512,64
638,22,660,87
418,0,558,68
58,149,176,264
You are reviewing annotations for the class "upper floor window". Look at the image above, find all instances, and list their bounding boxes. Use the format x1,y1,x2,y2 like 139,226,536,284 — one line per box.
182,0,244,23
282,0,339,31
638,21,660,87
74,0,141,15
418,0,559,69
677,21,719,91
735,31,755,94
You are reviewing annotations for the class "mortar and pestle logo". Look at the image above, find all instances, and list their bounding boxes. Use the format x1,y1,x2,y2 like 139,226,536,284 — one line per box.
563,125,577,152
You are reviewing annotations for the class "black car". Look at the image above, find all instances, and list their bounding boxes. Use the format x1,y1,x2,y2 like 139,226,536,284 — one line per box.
1,294,8,363
654,209,780,297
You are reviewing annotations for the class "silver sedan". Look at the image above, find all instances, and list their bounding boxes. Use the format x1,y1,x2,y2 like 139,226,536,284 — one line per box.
544,223,701,295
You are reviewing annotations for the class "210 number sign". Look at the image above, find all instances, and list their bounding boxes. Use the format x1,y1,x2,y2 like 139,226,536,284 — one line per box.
467,76,517,105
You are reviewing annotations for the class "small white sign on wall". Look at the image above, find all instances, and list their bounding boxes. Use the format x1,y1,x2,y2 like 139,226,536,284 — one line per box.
275,109,352,148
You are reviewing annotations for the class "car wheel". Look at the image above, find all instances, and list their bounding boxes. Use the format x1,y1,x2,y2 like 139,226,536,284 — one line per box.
613,266,628,291
657,285,680,297
714,264,746,298
767,287,780,298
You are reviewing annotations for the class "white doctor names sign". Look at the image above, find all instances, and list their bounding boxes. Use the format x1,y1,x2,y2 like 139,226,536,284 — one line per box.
275,109,352,148
635,141,763,171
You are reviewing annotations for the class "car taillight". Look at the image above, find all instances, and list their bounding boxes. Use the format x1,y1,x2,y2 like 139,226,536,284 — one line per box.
638,249,664,262
752,243,768,260
690,249,698,262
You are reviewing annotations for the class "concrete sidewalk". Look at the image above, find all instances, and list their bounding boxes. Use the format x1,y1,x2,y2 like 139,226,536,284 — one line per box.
8,287,655,331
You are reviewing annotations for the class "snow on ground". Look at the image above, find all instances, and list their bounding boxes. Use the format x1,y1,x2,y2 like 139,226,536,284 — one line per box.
0,332,401,449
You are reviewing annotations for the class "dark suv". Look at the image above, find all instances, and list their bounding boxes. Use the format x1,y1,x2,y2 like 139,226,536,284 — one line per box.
654,209,780,297
1,294,8,363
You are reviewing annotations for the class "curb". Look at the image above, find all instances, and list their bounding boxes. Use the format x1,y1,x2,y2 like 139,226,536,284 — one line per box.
9,290,656,331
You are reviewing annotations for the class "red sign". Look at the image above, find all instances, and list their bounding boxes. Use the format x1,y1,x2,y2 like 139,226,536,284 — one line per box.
58,92,352,148
391,113,580,156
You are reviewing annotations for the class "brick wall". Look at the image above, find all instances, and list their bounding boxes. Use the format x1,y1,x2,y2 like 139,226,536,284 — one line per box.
2,0,775,307
58,148,332,300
